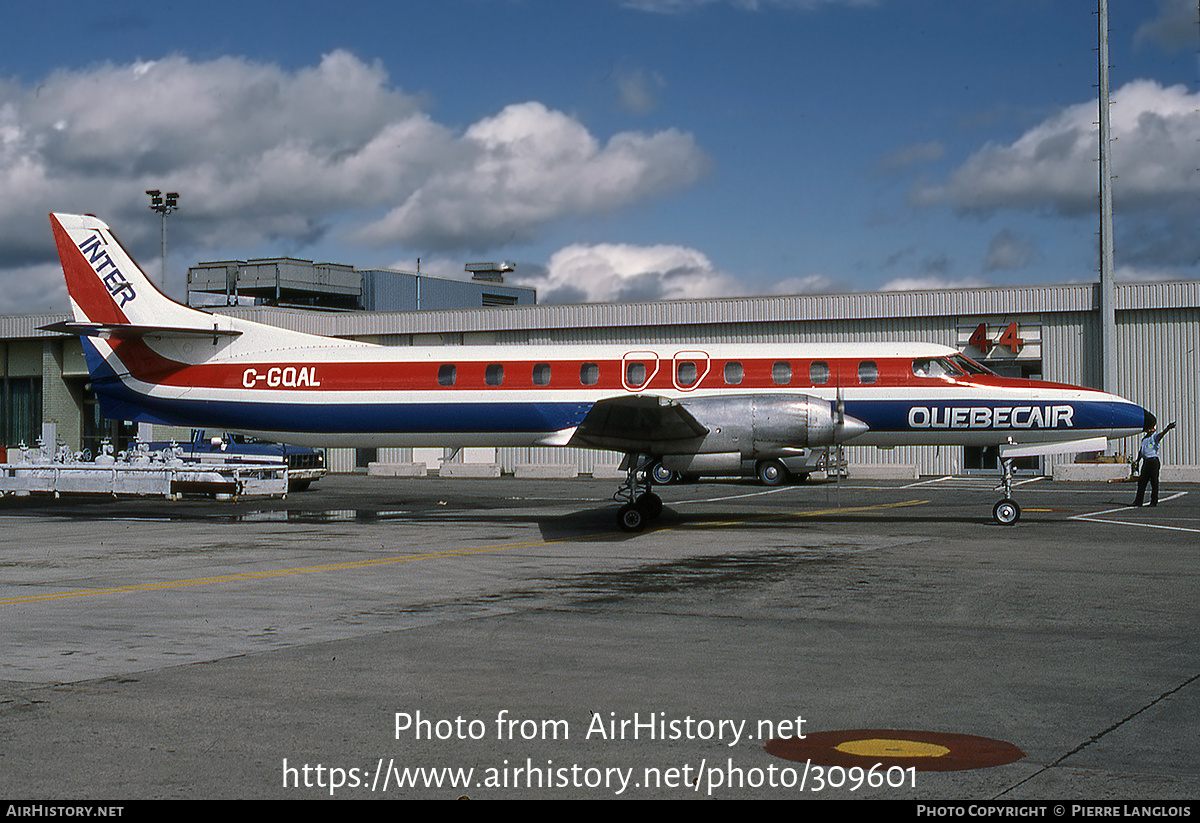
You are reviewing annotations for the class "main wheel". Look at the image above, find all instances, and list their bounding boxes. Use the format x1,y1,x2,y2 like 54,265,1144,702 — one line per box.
993,498,1021,525
635,491,663,518
756,459,789,486
618,503,646,532
649,461,677,485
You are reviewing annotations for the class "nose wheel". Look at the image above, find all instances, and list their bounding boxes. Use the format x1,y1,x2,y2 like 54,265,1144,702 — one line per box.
992,458,1021,525
993,498,1021,525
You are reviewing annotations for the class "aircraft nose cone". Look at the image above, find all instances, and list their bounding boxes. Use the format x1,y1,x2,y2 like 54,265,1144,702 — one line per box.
835,414,870,443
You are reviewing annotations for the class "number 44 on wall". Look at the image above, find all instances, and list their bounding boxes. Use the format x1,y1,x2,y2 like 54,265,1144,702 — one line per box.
968,322,1025,355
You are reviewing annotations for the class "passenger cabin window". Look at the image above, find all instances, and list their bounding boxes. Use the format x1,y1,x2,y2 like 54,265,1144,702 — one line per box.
437,364,456,387
772,361,792,385
532,363,552,386
809,361,829,385
580,362,600,386
858,360,878,384
676,361,698,387
724,361,744,385
485,364,504,386
626,361,646,386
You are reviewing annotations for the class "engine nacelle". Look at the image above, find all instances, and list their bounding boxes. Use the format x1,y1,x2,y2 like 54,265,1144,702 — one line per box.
674,394,867,457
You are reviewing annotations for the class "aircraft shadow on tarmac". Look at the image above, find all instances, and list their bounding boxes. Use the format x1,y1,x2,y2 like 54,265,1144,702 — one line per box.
529,501,1012,542
0,492,1012,536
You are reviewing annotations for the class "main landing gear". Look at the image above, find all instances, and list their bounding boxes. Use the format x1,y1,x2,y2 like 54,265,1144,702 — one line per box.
614,454,663,532
992,457,1021,525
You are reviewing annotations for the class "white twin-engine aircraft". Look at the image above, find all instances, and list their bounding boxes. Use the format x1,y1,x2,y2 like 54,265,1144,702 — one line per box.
46,213,1153,529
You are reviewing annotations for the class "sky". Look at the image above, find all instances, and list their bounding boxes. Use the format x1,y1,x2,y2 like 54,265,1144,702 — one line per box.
1,0,1198,314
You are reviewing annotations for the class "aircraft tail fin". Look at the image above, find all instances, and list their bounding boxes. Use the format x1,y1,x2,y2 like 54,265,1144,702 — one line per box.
50,212,213,331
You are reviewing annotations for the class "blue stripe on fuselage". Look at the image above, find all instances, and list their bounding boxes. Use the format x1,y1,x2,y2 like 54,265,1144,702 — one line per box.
845,398,1144,434
92,382,594,434
82,338,594,432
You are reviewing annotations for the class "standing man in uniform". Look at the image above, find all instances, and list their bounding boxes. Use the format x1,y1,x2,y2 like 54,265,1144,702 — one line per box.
1134,420,1176,507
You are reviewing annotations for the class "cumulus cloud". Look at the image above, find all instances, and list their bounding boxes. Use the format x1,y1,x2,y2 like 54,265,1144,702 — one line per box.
1115,264,1191,283
616,68,666,114
0,51,433,261
983,230,1037,272
0,51,707,281
875,140,945,174
879,275,988,292
1134,0,1197,51
515,243,740,303
915,79,1200,272
915,80,1200,217
0,263,68,315
511,242,838,303
355,102,707,251
767,274,839,295
1112,211,1200,271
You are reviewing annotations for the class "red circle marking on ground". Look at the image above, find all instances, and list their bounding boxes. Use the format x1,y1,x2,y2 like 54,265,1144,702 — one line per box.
764,729,1025,772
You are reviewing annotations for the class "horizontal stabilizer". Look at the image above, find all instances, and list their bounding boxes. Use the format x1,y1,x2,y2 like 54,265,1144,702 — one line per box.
999,436,1108,459
40,320,242,340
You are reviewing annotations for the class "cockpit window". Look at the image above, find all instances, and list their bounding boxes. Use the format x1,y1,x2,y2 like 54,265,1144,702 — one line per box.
913,355,997,378
913,358,959,378
948,354,996,375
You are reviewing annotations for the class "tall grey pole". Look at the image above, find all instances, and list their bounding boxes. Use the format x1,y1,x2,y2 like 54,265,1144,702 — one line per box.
146,190,180,298
1098,0,1118,396
160,211,167,289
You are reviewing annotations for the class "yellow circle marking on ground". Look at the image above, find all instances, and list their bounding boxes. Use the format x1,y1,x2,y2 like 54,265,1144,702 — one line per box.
834,738,951,758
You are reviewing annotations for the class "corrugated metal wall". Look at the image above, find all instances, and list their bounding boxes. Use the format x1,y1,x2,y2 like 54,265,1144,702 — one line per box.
1115,308,1200,467
11,280,1200,475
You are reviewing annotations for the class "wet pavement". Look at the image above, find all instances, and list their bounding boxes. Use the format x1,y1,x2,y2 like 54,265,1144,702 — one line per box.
0,474,1197,799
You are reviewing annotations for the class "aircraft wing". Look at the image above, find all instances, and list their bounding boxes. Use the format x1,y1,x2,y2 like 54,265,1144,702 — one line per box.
568,395,709,453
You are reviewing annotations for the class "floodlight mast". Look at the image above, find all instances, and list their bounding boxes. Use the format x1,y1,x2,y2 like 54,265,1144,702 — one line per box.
146,190,180,297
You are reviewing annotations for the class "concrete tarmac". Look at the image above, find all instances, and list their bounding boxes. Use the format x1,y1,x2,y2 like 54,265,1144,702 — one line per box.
0,474,1197,799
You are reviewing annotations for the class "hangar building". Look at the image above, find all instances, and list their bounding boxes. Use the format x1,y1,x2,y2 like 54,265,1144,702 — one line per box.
9,274,1196,477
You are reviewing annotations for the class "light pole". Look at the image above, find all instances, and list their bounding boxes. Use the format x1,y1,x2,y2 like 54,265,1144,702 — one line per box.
146,190,180,297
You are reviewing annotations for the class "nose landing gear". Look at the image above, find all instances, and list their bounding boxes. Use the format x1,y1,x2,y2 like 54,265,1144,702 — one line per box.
993,457,1021,525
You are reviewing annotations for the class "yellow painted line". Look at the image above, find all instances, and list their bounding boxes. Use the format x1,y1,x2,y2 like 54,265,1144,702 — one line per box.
0,539,549,606
670,498,929,528
2,499,930,606
787,499,929,518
